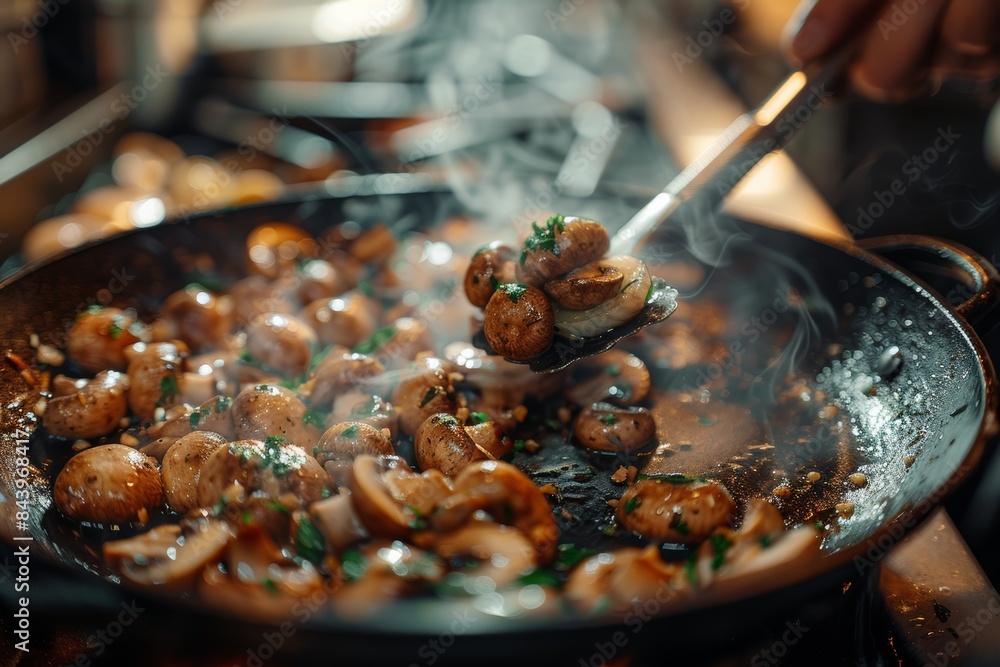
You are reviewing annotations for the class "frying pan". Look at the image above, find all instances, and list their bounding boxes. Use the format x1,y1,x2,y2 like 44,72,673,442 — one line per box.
0,188,996,662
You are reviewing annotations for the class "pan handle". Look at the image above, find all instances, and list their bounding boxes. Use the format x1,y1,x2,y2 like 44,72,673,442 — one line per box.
858,235,1000,323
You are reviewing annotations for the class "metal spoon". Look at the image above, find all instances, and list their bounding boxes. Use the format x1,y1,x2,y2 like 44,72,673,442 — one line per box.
496,44,857,373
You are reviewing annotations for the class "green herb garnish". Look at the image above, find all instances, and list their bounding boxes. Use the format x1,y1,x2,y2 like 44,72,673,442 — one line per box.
605,365,621,377
108,323,125,340
710,533,733,570
697,417,715,426
519,214,565,264
341,548,368,582
156,375,179,407
302,410,326,428
254,384,271,391
683,553,698,584
189,409,202,429
758,535,773,549
599,413,617,425
517,568,562,587
352,326,396,355
266,500,292,515
241,509,253,525
672,519,689,536
215,396,232,413
467,411,489,426
556,543,596,570
624,496,642,515
262,578,279,594
296,516,326,565
513,439,525,453
406,505,427,530
498,283,529,304
341,424,360,439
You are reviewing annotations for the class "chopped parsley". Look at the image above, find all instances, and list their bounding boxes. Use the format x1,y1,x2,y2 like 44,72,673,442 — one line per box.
637,473,705,484
697,417,715,427
645,280,657,302
229,436,306,477
295,516,326,565
672,519,689,536
624,496,642,515
489,275,500,289
108,322,125,340
340,424,360,439
406,505,427,531
599,413,617,425
241,509,253,525
467,411,489,426
520,214,565,264
710,533,733,570
266,500,292,515
302,410,326,428
254,384,272,391
156,375,179,407
518,568,562,587
352,326,396,355
556,543,596,570
758,535,773,549
189,409,202,429
341,548,368,582
215,396,233,413
683,553,698,584
497,283,529,304
261,577,279,594
513,439,525,453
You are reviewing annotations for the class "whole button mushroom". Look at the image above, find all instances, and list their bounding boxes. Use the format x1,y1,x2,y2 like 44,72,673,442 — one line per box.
413,414,491,477
245,312,318,378
161,431,229,513
520,215,609,286
390,360,459,436
54,444,163,524
464,242,519,308
617,479,736,544
231,384,320,448
315,421,394,485
573,402,656,453
483,284,555,361
126,342,187,421
158,285,233,352
66,307,143,373
44,370,130,440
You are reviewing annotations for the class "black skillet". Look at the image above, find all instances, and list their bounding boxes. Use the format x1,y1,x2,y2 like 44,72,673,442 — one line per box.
0,187,996,662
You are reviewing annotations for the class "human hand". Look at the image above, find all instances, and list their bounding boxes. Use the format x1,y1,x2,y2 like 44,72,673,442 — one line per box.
786,0,1000,100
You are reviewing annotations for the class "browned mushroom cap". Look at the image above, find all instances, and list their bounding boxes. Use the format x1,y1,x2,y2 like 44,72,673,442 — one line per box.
483,284,555,361
67,307,143,373
348,224,398,267
126,341,187,421
617,479,736,544
54,444,163,524
333,393,399,439
300,293,378,349
305,350,385,408
231,383,320,447
196,438,334,509
44,370,129,440
296,259,351,304
565,350,651,407
158,285,233,351
573,402,656,453
315,421,394,485
390,359,459,436
544,259,624,310
245,312,318,378
161,431,229,513
104,517,234,589
349,455,423,539
228,275,294,325
464,242,519,308
413,414,489,477
520,216,609,286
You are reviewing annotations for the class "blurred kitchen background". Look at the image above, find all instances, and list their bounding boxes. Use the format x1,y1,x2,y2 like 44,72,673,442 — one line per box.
1,0,1000,664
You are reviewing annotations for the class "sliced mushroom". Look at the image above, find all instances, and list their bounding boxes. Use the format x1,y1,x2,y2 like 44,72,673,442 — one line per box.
66,307,143,373
573,402,656,453
565,545,680,615
433,460,559,563
554,255,651,338
44,370,129,440
483,284,554,361
349,455,422,539
104,516,234,588
310,491,370,550
433,522,535,588
54,444,163,524
245,312,318,378
565,350,651,406
544,259,624,310
520,216,609,285
464,242,519,308
161,431,229,513
617,479,736,544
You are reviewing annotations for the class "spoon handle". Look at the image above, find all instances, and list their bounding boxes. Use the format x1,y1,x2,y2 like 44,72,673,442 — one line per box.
609,42,858,257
